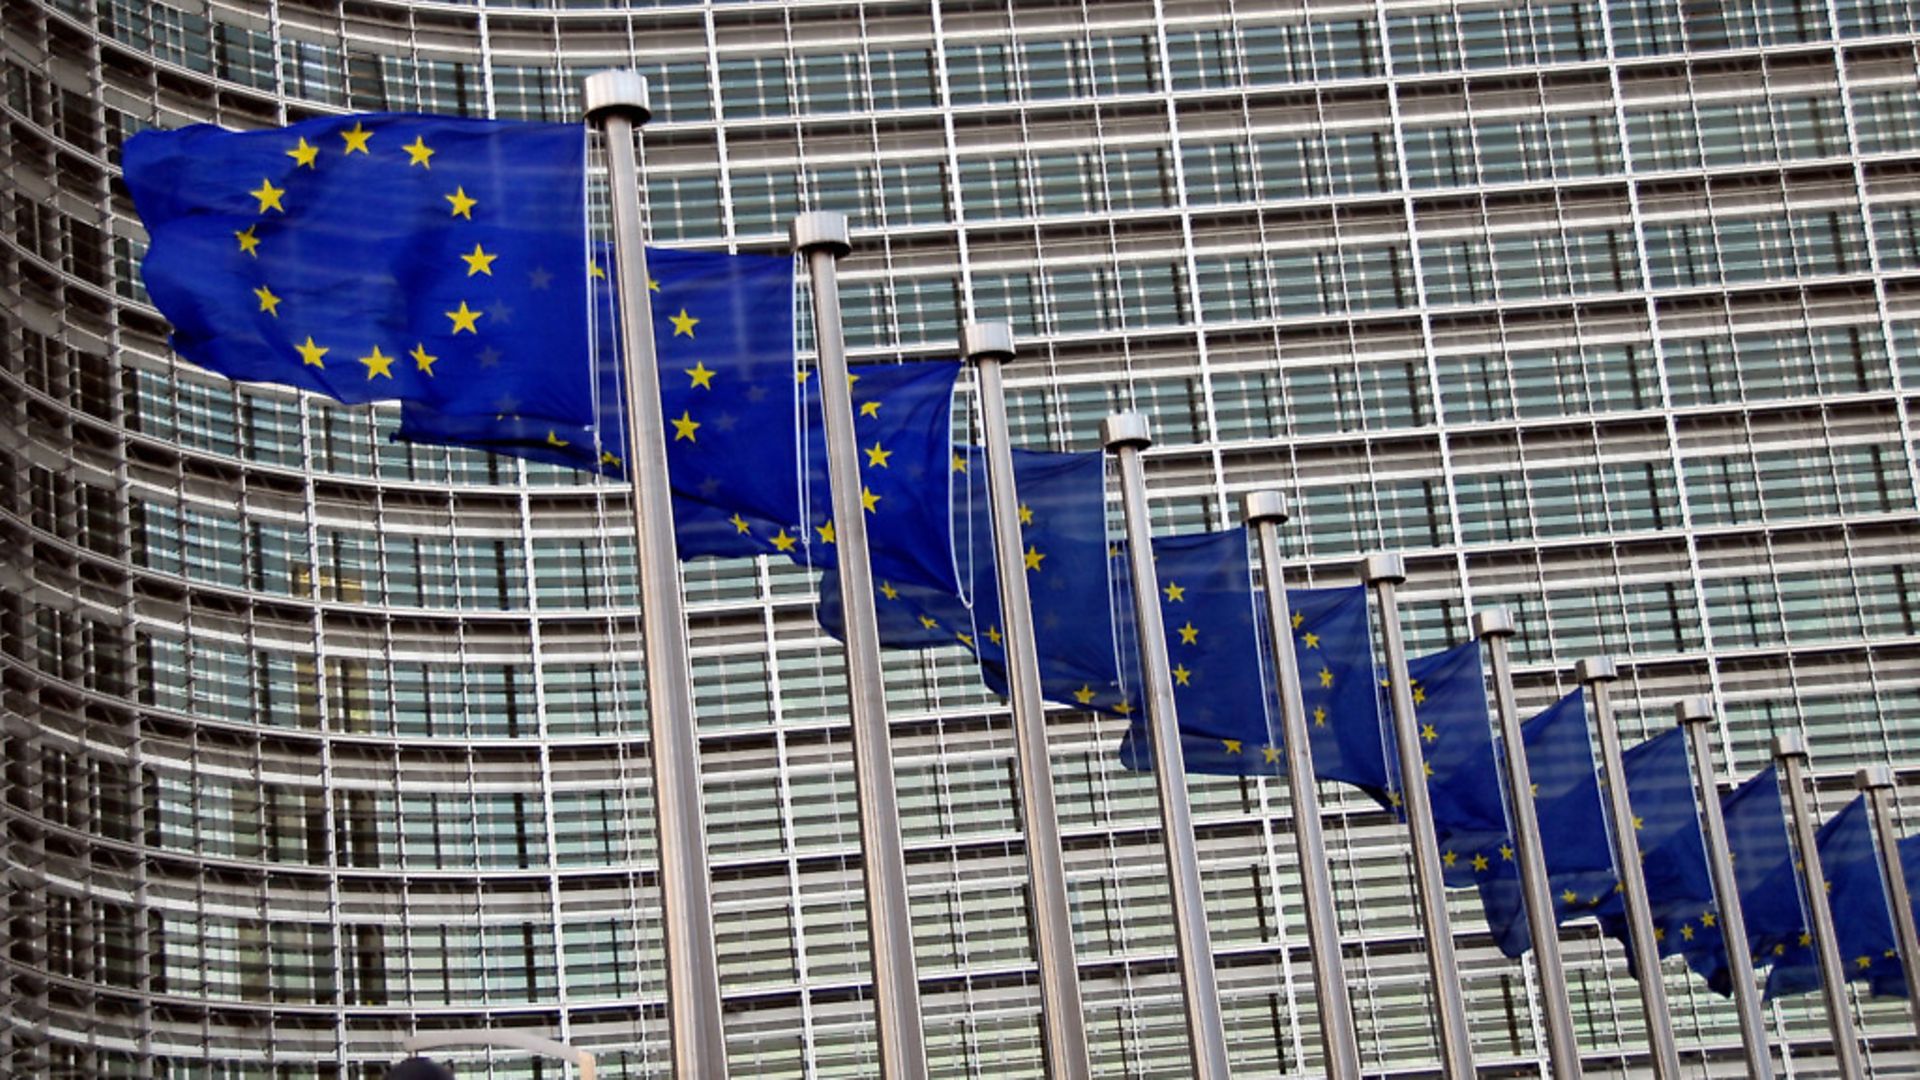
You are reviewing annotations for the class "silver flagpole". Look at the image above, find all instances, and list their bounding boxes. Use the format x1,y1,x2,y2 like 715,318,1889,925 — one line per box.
1242,492,1363,1077
1474,610,1581,1078
1773,732,1865,1079
1856,765,1920,1035
1677,698,1773,1078
961,322,1091,1080
1101,412,1230,1080
1575,659,1681,1079
582,71,729,1077
1360,554,1473,1077
791,212,928,1079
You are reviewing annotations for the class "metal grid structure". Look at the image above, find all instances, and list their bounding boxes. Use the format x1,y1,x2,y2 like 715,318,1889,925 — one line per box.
5,0,1920,1074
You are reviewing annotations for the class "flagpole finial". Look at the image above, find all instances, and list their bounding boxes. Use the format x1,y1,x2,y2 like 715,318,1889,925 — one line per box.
1359,552,1405,586
1240,490,1289,526
1574,656,1617,684
583,70,652,124
961,322,1015,363
1675,696,1716,727
1856,764,1894,790
1101,411,1151,449
791,212,852,257
1471,608,1514,638
1772,731,1809,760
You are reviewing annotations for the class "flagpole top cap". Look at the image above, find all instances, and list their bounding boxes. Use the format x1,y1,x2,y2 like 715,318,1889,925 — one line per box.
1575,657,1617,684
583,71,653,124
1772,731,1809,760
1101,412,1152,449
791,212,852,257
1241,491,1289,526
1856,764,1895,791
1675,696,1716,727
1472,608,1515,638
961,322,1016,363
1359,553,1405,585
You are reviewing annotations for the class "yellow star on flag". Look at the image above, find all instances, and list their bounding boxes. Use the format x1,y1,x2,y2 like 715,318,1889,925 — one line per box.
669,308,699,337
1312,706,1327,726
1421,723,1437,743
952,452,967,473
1177,622,1199,644
1563,889,1579,904
287,137,319,168
985,626,1002,645
1114,701,1134,716
1499,844,1514,861
545,431,569,447
686,362,715,389
730,514,751,535
1291,611,1304,629
1302,632,1320,648
865,443,892,468
1074,685,1096,705
295,337,328,369
340,122,372,154
1263,746,1281,763
1680,924,1695,941
861,487,881,513
409,344,437,375
358,345,395,380
671,412,700,442
1172,664,1192,686
1443,850,1459,867
816,521,836,544
600,451,621,468
859,401,882,418
445,301,482,334
250,178,286,213
1223,739,1242,754
879,582,899,600
445,187,477,219
460,244,497,276
253,284,280,316
1318,668,1334,687
1472,853,1489,871
1024,545,1045,571
1018,504,1034,525
771,530,797,552
234,224,260,257
1701,912,1716,927
402,136,434,167
918,614,939,630
1163,582,1185,602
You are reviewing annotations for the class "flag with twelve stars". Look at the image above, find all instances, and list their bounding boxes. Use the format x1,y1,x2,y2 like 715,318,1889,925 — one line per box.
123,113,590,420
1473,688,1620,958
1761,796,1903,1001
1682,764,1803,994
1593,728,1721,977
1112,530,1388,795
1393,639,1510,887
817,446,1130,712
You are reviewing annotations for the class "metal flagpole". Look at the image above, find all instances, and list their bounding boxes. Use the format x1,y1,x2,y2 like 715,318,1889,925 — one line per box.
1474,610,1581,1078
1677,698,1774,1078
582,71,729,1077
961,322,1091,1080
1101,412,1230,1080
1242,492,1363,1078
1856,765,1920,1035
1360,554,1473,1078
1575,659,1682,1079
791,212,928,1079
1773,732,1865,1079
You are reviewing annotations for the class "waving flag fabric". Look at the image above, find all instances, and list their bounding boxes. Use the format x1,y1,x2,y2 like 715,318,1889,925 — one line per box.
1763,797,1902,1000
125,114,591,419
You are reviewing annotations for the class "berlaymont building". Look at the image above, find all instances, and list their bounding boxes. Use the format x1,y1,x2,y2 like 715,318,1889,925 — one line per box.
6,0,1920,1074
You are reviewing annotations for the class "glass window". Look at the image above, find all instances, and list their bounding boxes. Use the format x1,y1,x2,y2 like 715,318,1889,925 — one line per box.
1167,29,1238,89
1181,140,1251,204
947,44,1013,107
720,56,792,119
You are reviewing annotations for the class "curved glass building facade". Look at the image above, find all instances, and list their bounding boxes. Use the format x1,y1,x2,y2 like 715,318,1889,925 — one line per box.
6,0,1920,1074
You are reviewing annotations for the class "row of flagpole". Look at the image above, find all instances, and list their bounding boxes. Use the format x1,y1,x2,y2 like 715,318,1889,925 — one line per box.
588,71,1920,1078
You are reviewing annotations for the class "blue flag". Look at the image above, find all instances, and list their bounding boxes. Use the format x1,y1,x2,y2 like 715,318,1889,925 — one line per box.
1115,532,1387,793
1764,797,1901,1000
1392,640,1508,887
1697,765,1804,993
1475,689,1619,957
1596,729,1720,973
818,446,1129,711
124,114,591,419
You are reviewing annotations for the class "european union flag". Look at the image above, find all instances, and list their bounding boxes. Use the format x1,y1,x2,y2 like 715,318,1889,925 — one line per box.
1114,532,1388,794
124,114,590,420
820,446,1126,709
1392,641,1508,886
1763,797,1901,1000
1596,729,1719,971
1701,765,1804,992
1475,689,1619,958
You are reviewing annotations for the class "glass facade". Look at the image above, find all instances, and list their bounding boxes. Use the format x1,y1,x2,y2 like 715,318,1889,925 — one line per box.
4,0,1920,1074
